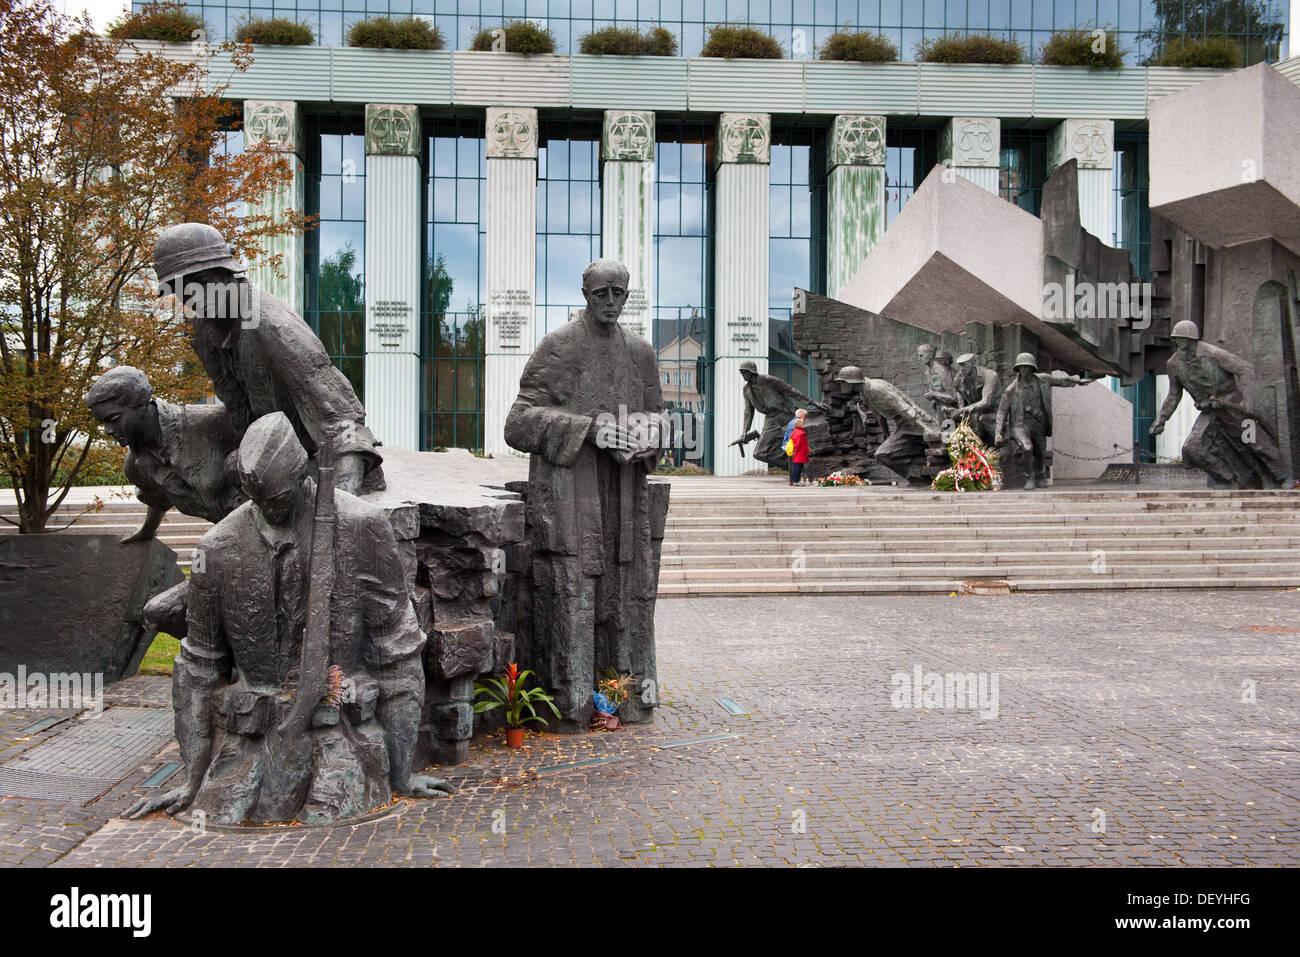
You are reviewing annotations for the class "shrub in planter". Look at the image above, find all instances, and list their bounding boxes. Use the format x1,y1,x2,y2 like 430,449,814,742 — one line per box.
470,19,557,54
579,25,677,56
818,30,898,63
107,1,205,43
915,32,1025,65
1039,27,1124,68
700,23,783,59
1154,36,1242,68
235,17,314,46
347,16,444,50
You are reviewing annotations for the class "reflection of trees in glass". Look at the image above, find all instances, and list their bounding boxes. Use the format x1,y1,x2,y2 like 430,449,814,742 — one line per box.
1139,0,1284,64
427,251,485,359
319,240,364,313
317,240,364,398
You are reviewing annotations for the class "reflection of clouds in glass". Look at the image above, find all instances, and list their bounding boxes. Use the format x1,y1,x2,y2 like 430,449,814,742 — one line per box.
656,237,704,307
769,238,809,304
769,185,791,237
544,234,597,309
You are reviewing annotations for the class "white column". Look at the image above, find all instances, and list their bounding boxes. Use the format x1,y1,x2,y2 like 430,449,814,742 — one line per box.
362,104,421,450
484,107,538,459
243,100,305,316
601,110,655,340
1048,119,1116,244
939,116,1000,194
713,113,771,478
827,114,887,300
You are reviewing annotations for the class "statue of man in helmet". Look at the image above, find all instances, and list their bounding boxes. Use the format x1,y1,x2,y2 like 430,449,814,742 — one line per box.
834,365,943,483
736,359,825,467
995,353,1088,490
151,223,383,495
1150,320,1290,489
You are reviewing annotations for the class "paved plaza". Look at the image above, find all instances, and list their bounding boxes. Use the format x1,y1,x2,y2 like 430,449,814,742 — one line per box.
0,590,1297,867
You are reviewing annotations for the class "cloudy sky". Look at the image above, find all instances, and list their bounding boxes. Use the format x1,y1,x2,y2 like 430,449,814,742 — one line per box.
55,0,129,31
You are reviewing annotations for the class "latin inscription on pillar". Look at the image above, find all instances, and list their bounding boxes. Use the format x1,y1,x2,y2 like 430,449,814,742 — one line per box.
489,288,532,351
369,300,412,346
727,316,762,354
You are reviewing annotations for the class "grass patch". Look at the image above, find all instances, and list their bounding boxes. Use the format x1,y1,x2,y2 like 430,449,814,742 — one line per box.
139,632,179,676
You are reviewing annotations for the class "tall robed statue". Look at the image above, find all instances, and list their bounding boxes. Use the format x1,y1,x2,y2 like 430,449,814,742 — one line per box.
505,259,669,732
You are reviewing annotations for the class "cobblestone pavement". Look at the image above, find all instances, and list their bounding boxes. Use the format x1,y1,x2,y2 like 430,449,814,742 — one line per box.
1,590,1297,867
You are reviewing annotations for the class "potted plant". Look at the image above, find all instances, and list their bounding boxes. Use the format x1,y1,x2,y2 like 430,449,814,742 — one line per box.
235,17,314,46
107,0,205,42
592,670,637,730
473,663,560,747
1152,36,1242,68
818,30,898,63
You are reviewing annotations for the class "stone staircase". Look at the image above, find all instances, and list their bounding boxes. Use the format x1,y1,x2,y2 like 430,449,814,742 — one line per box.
656,477,1300,595
6,479,1300,594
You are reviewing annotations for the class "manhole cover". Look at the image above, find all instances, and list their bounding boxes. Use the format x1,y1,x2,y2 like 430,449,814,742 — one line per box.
0,707,173,803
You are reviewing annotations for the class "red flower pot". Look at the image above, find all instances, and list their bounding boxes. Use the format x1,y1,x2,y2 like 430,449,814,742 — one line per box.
505,727,524,748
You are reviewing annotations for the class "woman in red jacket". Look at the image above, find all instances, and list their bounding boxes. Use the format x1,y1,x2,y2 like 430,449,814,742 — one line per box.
789,420,811,486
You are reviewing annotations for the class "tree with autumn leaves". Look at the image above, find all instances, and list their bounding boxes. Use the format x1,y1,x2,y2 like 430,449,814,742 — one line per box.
0,0,309,532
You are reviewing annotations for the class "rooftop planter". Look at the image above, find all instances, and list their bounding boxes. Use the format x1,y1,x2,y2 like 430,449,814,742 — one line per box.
470,20,556,54
1153,36,1243,68
700,23,784,59
235,17,314,46
1039,27,1124,68
107,1,204,42
916,32,1026,65
579,25,677,56
818,30,899,63
347,16,444,50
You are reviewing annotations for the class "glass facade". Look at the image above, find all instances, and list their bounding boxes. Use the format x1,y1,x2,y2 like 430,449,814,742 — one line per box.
768,125,824,401
304,114,367,401
422,116,487,451
883,128,938,228
654,123,713,468
535,119,602,343
1000,128,1050,216
154,1,1289,64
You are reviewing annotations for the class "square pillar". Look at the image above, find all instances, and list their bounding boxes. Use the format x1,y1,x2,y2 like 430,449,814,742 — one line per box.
827,114,887,300
713,112,771,478
1048,119,1116,244
243,100,305,317
483,107,538,459
363,103,422,450
939,117,1001,194
601,110,656,340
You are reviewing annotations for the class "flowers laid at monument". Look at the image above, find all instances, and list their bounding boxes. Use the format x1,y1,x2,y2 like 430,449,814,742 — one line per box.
817,471,866,487
932,421,1001,492
592,670,637,731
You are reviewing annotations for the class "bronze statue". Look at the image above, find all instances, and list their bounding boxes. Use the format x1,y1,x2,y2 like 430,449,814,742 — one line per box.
735,359,823,466
504,259,668,732
951,353,1003,446
995,353,1087,490
152,223,383,494
84,366,244,542
835,365,941,481
123,413,450,825
1150,320,1290,489
918,345,960,418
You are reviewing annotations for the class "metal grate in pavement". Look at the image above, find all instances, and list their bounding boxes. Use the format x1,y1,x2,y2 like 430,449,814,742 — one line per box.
0,707,174,803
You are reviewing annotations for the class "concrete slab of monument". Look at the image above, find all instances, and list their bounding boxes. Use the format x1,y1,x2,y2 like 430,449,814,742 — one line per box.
1051,380,1133,479
358,446,529,541
0,535,183,683
837,166,1111,373
1150,63,1300,255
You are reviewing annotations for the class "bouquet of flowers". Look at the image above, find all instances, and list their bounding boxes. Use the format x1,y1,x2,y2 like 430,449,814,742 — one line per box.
931,420,1001,492
592,670,637,730
817,471,866,487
